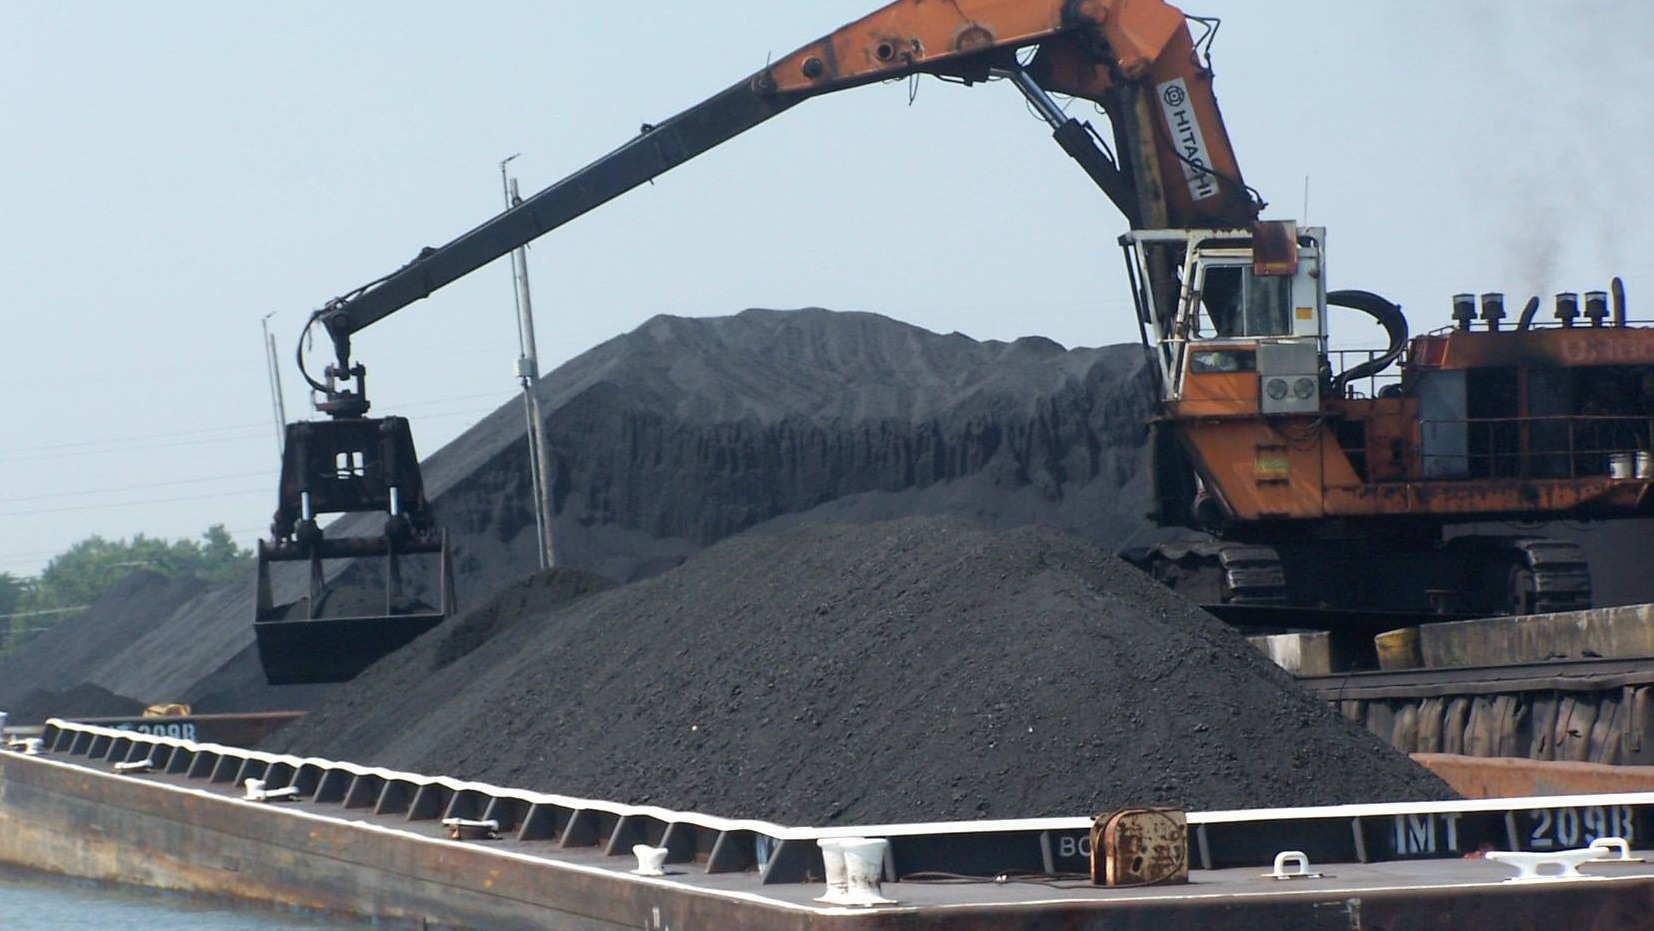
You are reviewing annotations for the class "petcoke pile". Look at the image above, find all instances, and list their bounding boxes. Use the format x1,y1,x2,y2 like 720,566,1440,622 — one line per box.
266,518,1454,825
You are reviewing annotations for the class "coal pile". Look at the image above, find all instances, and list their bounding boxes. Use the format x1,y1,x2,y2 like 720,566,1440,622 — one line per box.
3,309,1169,720
0,571,206,723
266,518,1454,824
0,570,334,722
381,308,1162,597
8,683,146,725
270,567,613,761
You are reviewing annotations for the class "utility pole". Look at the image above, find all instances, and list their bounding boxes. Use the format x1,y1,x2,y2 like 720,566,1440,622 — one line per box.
501,155,557,569
261,311,288,455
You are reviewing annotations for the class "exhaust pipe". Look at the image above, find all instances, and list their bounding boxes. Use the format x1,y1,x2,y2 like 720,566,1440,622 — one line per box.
1555,292,1580,327
1586,290,1609,327
1480,292,1506,332
1516,296,1541,331
1452,293,1477,331
1613,276,1628,326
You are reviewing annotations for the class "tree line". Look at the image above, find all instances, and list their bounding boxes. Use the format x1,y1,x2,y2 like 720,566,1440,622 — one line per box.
0,525,251,654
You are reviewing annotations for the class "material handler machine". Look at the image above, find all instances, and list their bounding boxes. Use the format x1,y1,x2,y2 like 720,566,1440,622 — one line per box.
256,0,1654,683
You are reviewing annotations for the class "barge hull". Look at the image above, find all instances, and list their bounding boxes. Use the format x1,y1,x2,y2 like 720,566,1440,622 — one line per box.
0,752,790,930
8,725,1654,929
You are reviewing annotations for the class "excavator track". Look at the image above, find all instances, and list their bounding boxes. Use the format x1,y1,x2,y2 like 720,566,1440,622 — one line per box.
1510,537,1593,615
1129,534,1591,623
1129,541,1288,606
1443,535,1594,616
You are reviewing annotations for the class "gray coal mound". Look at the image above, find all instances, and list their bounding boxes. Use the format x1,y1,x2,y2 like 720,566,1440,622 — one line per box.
265,518,1454,824
3,309,1169,718
8,683,147,725
355,308,1162,601
0,571,208,700
0,569,333,720
22,308,1640,735
266,567,613,764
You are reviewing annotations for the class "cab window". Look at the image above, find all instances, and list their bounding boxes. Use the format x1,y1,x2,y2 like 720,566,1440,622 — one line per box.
1199,265,1292,338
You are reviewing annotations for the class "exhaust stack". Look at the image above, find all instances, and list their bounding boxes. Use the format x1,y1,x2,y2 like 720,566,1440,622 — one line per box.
1480,293,1506,332
1555,292,1580,327
1452,293,1477,331
1585,290,1609,327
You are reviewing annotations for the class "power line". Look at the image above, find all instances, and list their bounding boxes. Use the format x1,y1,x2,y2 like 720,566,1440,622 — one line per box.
0,486,269,518
3,421,271,455
0,405,503,518
0,393,518,571
0,395,513,465
0,429,271,464
0,471,270,506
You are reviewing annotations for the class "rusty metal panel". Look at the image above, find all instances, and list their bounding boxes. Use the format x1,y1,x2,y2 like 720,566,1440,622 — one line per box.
1092,809,1189,886
0,753,809,931
1430,327,1654,370
1250,220,1299,277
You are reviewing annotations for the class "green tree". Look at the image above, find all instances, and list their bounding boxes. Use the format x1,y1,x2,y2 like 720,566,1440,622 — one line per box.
0,572,26,653
196,524,255,582
0,572,21,620
1,526,253,655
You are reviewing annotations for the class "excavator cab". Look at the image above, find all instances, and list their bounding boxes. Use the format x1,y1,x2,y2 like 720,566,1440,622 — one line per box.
254,416,454,685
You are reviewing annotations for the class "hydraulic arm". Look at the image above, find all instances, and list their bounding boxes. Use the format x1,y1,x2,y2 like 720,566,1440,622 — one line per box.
263,0,1260,684
303,0,1256,416
261,0,1654,689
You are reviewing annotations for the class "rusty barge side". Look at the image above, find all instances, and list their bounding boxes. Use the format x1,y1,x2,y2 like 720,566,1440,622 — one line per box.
7,721,1654,930
0,741,863,930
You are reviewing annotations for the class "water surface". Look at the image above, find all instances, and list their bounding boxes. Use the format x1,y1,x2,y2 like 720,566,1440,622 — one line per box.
0,867,375,930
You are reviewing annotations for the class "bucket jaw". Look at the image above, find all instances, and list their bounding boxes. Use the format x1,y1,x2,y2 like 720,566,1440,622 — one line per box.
254,416,454,685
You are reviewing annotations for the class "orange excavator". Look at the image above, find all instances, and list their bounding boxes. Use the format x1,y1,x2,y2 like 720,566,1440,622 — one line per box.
256,0,1654,683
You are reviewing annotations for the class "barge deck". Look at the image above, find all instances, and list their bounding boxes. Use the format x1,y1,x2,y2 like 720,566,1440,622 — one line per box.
5,720,1654,929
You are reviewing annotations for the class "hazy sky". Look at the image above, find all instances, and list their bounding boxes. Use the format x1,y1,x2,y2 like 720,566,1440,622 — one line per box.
3,1,1651,578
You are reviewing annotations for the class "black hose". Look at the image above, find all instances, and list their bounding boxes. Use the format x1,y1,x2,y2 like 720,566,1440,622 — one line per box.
1328,289,1408,397
1516,295,1541,331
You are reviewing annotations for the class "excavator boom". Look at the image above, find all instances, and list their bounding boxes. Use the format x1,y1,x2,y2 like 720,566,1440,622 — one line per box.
310,0,1253,381
261,0,1654,689
263,0,1258,684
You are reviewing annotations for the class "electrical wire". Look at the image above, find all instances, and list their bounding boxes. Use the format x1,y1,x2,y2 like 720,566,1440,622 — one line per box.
0,525,268,573
0,487,269,519
0,472,269,506
2,422,272,456
0,393,509,466
0,429,272,465
1281,416,1327,452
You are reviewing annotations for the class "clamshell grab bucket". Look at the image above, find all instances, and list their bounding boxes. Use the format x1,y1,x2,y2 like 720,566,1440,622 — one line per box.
254,416,455,685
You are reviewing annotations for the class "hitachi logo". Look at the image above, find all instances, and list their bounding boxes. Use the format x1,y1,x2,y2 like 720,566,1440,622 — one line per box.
1157,78,1219,202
